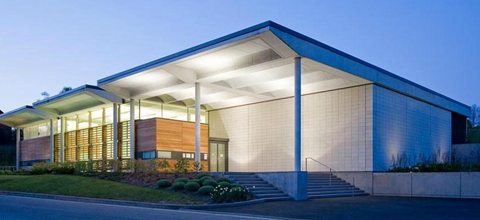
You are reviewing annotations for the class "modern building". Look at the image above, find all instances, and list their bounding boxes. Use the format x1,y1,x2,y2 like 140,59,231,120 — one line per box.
0,21,469,176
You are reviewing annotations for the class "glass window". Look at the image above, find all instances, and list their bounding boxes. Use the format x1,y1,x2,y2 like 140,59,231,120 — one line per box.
78,112,89,129
188,108,207,123
142,151,156,160
182,152,194,159
104,106,113,124
163,104,187,121
91,108,103,127
65,115,77,132
157,151,172,159
139,101,163,120
23,121,50,140
120,103,130,122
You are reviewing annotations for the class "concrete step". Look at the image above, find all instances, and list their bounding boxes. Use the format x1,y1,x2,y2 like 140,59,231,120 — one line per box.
308,192,369,199
308,189,365,195
307,185,359,190
263,196,292,202
255,193,289,198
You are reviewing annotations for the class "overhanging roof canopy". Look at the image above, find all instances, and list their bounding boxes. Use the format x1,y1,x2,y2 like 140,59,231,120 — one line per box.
33,85,122,115
0,106,55,127
98,21,470,116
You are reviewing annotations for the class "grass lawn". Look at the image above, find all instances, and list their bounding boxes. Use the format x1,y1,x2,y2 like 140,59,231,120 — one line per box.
0,174,200,204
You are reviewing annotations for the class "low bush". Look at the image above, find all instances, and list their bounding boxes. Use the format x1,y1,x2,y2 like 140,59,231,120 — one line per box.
198,185,214,195
217,177,231,183
202,179,217,187
196,173,210,179
211,185,229,203
172,182,185,191
227,186,251,202
156,179,172,188
230,183,242,188
218,181,231,188
184,181,200,192
30,163,50,175
189,179,202,185
174,159,190,173
175,177,189,183
52,164,74,174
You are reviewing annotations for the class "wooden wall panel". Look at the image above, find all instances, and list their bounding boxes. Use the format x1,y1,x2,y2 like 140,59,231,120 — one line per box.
155,118,208,154
20,136,50,161
135,119,156,152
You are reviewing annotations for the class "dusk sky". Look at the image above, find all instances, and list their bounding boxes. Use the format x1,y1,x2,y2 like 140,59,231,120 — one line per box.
0,0,478,112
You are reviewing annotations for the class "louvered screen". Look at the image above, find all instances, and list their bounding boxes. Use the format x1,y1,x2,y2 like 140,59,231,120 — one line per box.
119,121,131,159
77,129,89,161
54,134,60,163
104,124,113,160
64,131,77,162
90,126,103,160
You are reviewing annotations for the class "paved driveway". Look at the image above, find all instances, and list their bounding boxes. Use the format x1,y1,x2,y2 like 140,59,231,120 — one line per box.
0,195,278,220
207,196,480,220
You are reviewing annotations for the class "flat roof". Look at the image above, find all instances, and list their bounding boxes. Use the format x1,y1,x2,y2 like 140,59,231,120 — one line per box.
33,84,122,115
97,21,470,116
0,106,55,127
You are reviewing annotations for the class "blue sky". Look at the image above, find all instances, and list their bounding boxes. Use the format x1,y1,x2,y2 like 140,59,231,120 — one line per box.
0,0,478,112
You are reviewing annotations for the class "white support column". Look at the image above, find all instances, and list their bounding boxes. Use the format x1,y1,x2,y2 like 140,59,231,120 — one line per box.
60,117,65,163
294,57,302,172
15,128,20,170
129,99,135,160
194,82,201,166
112,103,119,161
49,119,54,163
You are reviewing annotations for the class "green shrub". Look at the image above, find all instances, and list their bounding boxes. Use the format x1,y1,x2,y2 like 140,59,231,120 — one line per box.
190,179,202,185
172,182,185,191
200,176,212,182
174,159,190,173
158,159,170,172
52,164,74,174
217,177,231,183
218,181,231,188
198,185,214,195
196,173,210,179
174,177,189,183
211,185,229,203
184,181,200,191
30,163,50,175
230,183,242,188
156,179,172,188
202,179,217,187
227,186,251,202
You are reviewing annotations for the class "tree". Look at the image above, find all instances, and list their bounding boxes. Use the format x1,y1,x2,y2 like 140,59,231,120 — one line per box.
470,105,480,128
40,91,50,99
59,86,72,94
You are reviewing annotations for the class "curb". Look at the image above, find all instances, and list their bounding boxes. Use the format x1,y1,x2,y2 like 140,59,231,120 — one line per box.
0,190,265,210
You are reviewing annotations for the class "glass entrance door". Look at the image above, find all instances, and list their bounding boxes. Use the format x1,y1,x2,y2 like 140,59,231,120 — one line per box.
209,140,228,172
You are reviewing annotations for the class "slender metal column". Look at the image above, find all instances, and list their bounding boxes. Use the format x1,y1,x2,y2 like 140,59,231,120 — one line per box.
194,83,201,165
15,128,20,170
49,119,54,163
294,57,302,172
129,99,135,160
60,117,65,163
112,103,118,160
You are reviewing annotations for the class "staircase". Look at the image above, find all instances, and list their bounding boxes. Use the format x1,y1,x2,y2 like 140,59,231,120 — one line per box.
225,172,291,201
307,172,368,199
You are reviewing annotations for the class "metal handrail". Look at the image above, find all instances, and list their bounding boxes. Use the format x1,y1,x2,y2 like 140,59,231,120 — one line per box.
305,157,336,173
305,157,337,186
305,157,357,197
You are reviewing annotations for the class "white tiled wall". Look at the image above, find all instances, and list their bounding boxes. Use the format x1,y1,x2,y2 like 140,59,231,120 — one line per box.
209,85,373,172
373,85,452,171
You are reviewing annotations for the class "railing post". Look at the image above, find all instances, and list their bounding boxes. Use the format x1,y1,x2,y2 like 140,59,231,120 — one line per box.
352,177,355,197
329,168,332,186
305,158,308,172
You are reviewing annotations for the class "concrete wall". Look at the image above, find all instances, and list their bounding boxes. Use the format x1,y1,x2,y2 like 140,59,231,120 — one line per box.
453,143,480,164
372,172,480,198
209,85,373,172
372,85,452,171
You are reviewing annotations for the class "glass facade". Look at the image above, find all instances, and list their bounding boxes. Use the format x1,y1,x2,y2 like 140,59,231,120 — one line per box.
23,99,207,162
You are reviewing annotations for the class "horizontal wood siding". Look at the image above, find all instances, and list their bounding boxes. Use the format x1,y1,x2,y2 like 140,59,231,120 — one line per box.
155,118,208,154
20,136,50,161
135,119,156,152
